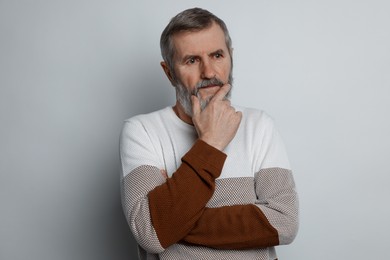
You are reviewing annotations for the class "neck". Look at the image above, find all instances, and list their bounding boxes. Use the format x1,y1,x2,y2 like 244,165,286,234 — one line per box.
173,101,193,125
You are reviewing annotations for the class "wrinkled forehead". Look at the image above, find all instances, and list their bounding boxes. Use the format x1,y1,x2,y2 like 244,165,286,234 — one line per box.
172,22,229,60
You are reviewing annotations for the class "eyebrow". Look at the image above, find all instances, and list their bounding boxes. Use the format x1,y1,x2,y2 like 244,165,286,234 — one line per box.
180,49,226,63
210,49,225,56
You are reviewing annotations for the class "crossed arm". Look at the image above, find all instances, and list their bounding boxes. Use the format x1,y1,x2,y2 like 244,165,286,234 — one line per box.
121,139,298,252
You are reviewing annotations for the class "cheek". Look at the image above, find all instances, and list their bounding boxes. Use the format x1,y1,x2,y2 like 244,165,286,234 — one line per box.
216,62,231,80
178,68,200,84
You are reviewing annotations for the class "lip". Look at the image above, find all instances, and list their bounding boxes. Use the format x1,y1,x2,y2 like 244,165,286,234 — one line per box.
199,85,220,89
197,86,221,98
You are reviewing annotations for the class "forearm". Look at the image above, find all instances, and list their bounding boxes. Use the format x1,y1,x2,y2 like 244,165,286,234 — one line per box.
181,168,299,249
182,204,279,249
122,140,227,251
148,139,226,248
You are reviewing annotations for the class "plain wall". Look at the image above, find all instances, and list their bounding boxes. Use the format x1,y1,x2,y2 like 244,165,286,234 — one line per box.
1,1,389,259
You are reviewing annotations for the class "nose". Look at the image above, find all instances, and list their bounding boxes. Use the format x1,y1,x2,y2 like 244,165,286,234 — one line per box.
200,59,216,79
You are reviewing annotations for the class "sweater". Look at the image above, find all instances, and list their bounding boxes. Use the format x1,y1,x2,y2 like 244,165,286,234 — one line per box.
120,106,299,260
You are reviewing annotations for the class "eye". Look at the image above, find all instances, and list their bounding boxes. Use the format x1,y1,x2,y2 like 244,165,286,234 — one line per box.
215,53,222,58
186,57,198,64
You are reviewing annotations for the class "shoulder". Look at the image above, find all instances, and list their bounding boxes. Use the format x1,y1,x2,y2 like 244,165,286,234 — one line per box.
124,107,170,125
120,107,173,140
122,107,174,131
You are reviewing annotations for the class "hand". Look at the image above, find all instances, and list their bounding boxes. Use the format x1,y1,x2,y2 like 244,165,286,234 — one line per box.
191,84,242,151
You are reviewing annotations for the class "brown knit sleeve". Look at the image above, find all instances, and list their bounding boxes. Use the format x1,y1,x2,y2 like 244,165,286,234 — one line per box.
182,204,279,249
148,139,227,249
181,167,299,249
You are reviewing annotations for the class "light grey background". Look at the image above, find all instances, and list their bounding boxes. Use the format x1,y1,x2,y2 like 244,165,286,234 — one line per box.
1,1,389,259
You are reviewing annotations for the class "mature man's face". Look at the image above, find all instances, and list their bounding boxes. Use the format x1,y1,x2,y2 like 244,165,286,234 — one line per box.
170,22,233,117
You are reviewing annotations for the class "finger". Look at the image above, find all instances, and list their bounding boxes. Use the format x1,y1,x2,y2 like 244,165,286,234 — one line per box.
191,95,201,116
223,99,231,106
212,84,231,101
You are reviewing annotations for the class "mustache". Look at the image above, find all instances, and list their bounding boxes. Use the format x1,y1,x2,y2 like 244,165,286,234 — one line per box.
195,77,224,90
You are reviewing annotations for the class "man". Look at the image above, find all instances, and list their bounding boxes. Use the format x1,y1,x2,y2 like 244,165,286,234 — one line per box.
120,7,299,260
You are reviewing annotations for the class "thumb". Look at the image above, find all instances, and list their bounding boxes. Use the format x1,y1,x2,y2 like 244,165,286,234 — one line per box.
191,95,201,116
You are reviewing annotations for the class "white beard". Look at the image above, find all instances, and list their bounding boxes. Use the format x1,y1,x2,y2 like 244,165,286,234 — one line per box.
175,77,232,117
176,85,210,117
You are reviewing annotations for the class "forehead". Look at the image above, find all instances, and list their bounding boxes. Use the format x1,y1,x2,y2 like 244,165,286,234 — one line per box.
172,22,228,59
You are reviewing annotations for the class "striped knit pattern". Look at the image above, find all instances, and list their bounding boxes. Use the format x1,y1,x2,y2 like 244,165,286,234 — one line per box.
122,165,165,253
123,167,297,259
255,168,299,245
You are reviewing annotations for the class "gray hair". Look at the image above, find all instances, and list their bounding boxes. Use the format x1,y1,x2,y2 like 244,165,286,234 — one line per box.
160,7,233,82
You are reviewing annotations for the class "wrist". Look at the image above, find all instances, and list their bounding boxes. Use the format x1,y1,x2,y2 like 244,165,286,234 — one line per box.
199,136,224,151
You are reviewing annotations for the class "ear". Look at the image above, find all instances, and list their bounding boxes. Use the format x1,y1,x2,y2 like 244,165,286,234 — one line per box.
160,61,175,86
